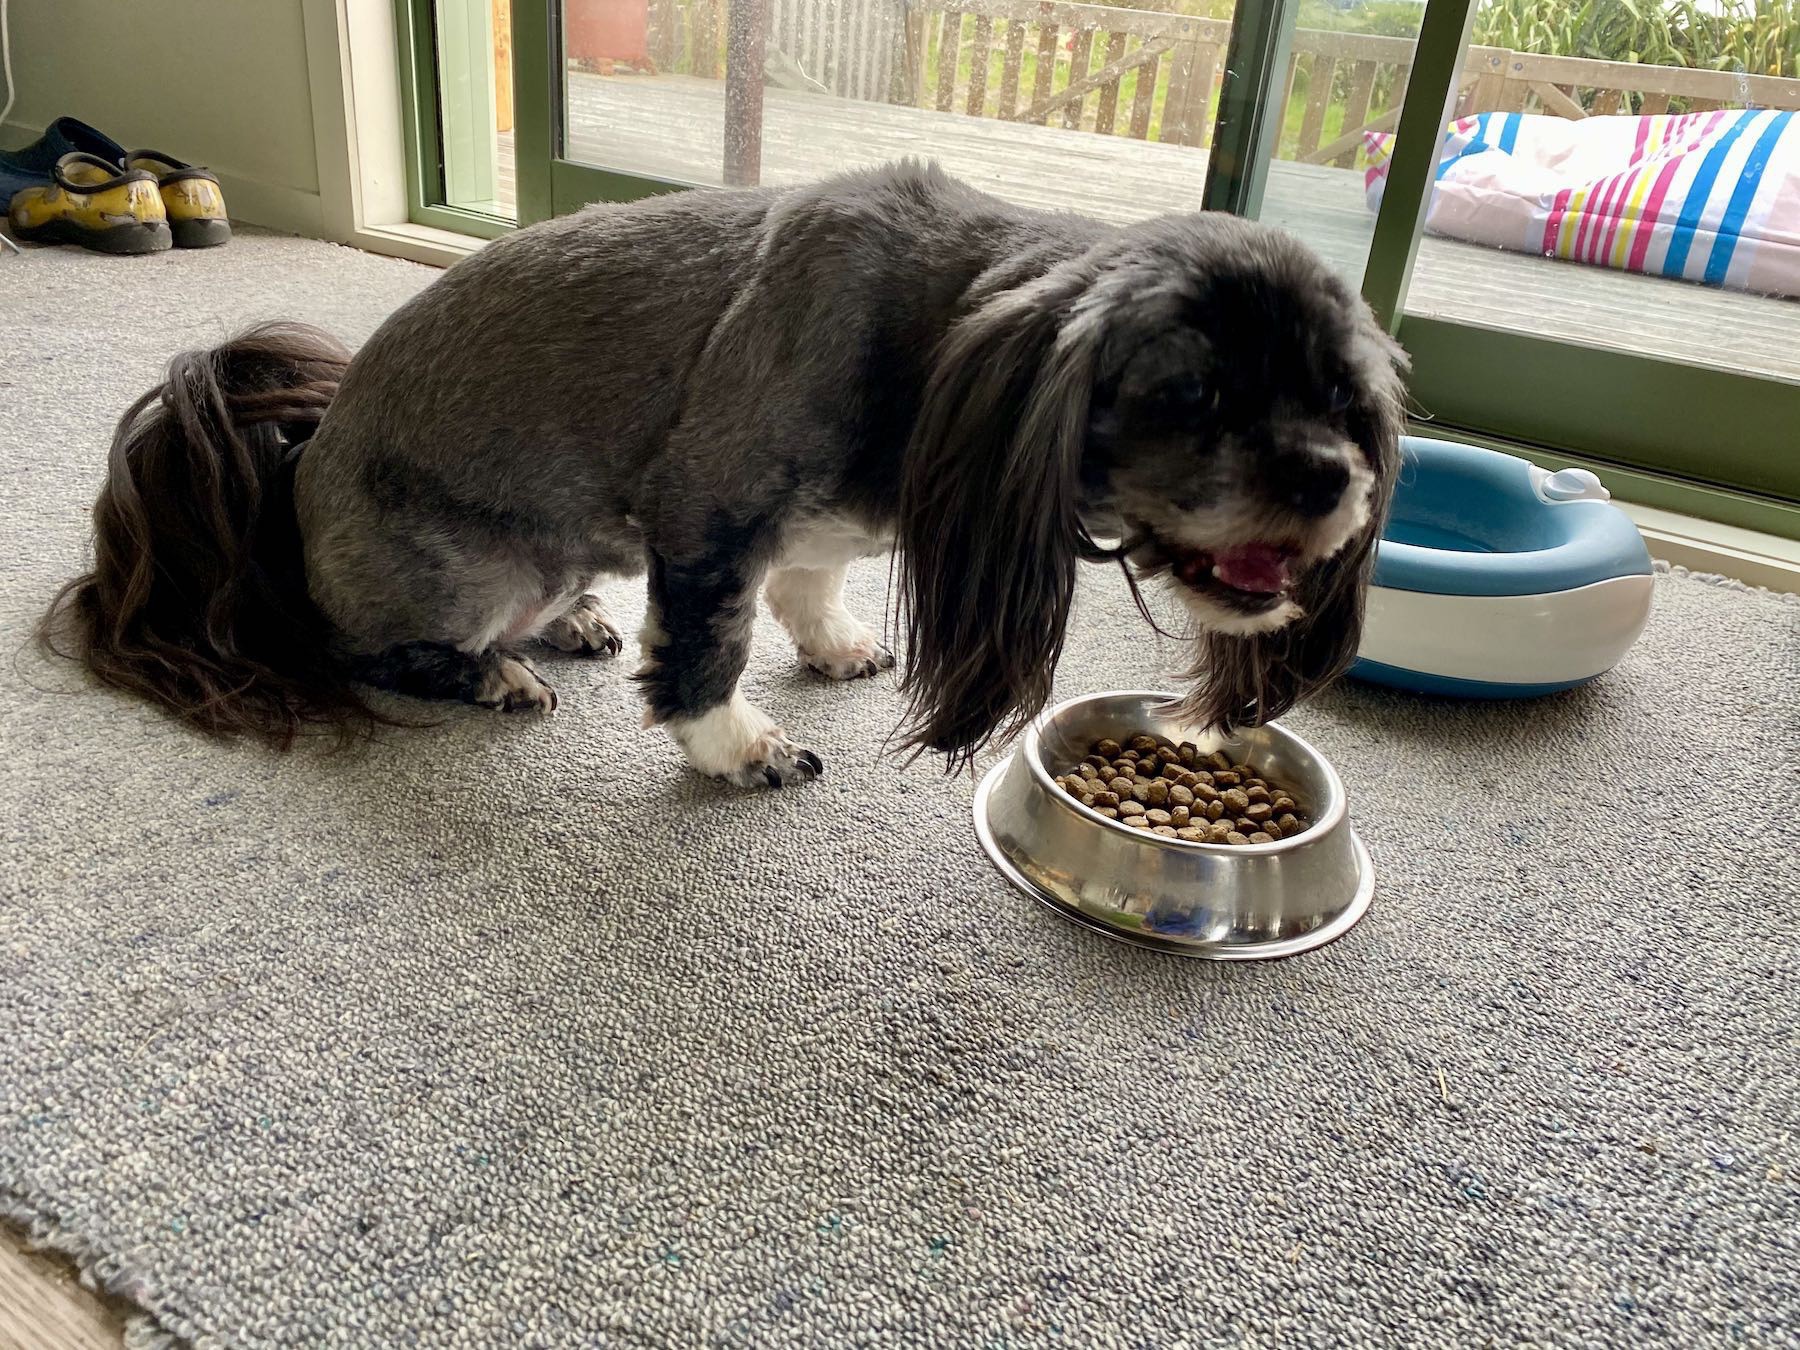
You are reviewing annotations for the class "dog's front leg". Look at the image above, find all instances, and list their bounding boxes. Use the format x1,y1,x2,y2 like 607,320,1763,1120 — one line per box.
637,549,824,788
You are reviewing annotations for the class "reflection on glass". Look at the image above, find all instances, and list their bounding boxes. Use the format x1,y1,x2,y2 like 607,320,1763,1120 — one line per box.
1253,0,1429,287
1401,0,1800,383
438,0,518,219
557,0,1244,217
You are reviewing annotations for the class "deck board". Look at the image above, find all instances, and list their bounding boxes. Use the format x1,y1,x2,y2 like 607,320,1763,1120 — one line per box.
556,72,1799,384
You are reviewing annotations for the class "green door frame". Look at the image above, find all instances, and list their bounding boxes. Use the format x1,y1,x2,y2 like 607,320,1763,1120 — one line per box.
395,0,514,238
480,1,1800,534
511,0,694,221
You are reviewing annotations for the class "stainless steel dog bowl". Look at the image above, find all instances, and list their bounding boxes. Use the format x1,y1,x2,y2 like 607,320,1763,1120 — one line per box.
973,690,1374,959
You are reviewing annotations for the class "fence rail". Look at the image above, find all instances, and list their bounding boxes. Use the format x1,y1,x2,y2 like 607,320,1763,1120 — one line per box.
637,0,1800,179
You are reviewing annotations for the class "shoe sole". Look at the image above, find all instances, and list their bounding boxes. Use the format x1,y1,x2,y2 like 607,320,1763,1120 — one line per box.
12,217,172,255
171,217,231,249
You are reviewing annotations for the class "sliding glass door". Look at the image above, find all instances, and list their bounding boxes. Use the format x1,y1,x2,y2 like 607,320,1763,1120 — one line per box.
493,0,1799,531
513,0,1258,219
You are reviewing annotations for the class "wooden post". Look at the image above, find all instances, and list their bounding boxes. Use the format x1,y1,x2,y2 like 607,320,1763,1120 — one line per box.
725,0,767,185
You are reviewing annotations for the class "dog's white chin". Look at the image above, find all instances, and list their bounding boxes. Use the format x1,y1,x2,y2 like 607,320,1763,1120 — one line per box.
1172,583,1303,637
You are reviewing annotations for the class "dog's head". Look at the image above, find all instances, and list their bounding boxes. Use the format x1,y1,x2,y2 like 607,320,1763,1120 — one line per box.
897,214,1407,765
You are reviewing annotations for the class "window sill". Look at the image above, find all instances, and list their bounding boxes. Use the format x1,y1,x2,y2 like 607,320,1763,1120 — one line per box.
344,220,485,268
1623,504,1800,596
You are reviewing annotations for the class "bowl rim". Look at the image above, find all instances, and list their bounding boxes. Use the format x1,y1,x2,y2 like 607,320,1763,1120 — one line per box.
1019,689,1347,854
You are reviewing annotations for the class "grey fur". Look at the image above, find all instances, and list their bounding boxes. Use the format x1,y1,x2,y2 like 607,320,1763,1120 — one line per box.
286,161,1405,782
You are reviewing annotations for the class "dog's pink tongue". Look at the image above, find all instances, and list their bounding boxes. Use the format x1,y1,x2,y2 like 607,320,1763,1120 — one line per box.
1211,544,1291,594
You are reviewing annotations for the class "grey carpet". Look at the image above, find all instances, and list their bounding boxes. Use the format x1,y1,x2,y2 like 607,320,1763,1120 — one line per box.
3,229,1799,1350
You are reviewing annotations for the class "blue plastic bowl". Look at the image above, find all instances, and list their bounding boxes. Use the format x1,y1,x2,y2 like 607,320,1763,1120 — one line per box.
1351,436,1655,698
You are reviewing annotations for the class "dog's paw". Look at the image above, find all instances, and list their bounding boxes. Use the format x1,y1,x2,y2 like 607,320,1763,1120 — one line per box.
474,655,557,713
667,695,823,787
800,635,897,682
541,595,623,657
724,731,825,789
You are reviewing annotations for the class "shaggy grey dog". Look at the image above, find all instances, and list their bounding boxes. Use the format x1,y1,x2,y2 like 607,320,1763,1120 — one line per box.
43,161,1406,787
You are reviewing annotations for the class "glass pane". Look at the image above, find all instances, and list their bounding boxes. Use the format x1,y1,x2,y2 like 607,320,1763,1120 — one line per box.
1251,0,1430,288
436,0,518,219
557,0,1251,221
1400,0,1799,383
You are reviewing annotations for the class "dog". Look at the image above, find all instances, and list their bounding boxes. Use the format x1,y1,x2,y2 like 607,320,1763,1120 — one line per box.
41,161,1406,787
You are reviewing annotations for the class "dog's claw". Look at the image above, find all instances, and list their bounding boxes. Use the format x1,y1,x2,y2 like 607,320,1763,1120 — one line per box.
802,639,895,681
542,595,622,658
716,735,824,789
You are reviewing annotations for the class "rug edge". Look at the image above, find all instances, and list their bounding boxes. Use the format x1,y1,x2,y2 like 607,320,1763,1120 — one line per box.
1,1177,193,1350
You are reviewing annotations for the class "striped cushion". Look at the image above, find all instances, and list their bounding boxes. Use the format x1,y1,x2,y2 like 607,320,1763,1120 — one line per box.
1364,110,1800,300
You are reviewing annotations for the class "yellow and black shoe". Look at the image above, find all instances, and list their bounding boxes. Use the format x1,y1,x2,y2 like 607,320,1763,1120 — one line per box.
124,150,231,249
7,152,171,254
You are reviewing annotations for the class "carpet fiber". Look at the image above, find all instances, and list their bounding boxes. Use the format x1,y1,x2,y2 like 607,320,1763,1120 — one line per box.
2,230,1797,1349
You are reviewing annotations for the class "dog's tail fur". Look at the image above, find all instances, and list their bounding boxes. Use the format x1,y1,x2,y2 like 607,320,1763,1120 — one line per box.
37,321,379,748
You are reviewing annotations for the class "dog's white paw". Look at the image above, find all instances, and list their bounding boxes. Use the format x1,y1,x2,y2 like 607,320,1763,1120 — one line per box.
474,655,557,713
667,694,823,787
541,595,623,657
800,632,896,682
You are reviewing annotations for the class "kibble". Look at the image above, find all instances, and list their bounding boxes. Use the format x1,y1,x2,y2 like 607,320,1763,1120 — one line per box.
1058,731,1316,845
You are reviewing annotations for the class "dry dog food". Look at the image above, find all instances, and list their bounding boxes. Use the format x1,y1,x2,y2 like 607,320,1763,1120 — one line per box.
1052,732,1313,845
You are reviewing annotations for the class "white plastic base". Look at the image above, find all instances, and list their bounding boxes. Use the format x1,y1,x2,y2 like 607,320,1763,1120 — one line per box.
1359,574,1657,687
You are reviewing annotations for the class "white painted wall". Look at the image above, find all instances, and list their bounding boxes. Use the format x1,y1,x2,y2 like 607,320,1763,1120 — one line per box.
3,0,326,233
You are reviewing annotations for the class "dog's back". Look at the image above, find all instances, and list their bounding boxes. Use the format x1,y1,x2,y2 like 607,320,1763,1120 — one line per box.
292,162,1091,654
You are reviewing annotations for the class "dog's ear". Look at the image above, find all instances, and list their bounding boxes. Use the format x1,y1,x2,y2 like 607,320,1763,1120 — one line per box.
895,260,1100,768
1176,328,1408,732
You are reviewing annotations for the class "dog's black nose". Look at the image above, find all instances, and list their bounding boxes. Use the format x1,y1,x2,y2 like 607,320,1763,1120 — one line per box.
1270,452,1349,519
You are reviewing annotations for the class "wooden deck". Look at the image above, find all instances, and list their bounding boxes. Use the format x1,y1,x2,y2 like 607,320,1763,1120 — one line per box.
556,71,1800,384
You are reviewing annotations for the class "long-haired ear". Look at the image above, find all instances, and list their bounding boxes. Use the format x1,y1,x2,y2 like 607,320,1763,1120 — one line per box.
895,262,1100,768
1176,328,1409,732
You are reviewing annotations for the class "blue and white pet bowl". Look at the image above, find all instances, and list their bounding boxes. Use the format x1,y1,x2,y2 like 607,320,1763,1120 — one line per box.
1352,436,1655,698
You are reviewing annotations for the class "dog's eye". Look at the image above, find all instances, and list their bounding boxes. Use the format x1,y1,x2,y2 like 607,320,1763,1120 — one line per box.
1328,382,1354,414
1157,378,1215,415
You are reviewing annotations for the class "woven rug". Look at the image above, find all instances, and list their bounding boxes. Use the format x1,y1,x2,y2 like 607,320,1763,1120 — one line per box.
3,229,1797,1348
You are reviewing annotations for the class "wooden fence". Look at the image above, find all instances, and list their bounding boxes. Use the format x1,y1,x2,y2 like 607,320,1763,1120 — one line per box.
640,0,1800,174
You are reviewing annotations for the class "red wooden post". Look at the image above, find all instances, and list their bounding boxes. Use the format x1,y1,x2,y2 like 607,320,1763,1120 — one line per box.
724,0,767,185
